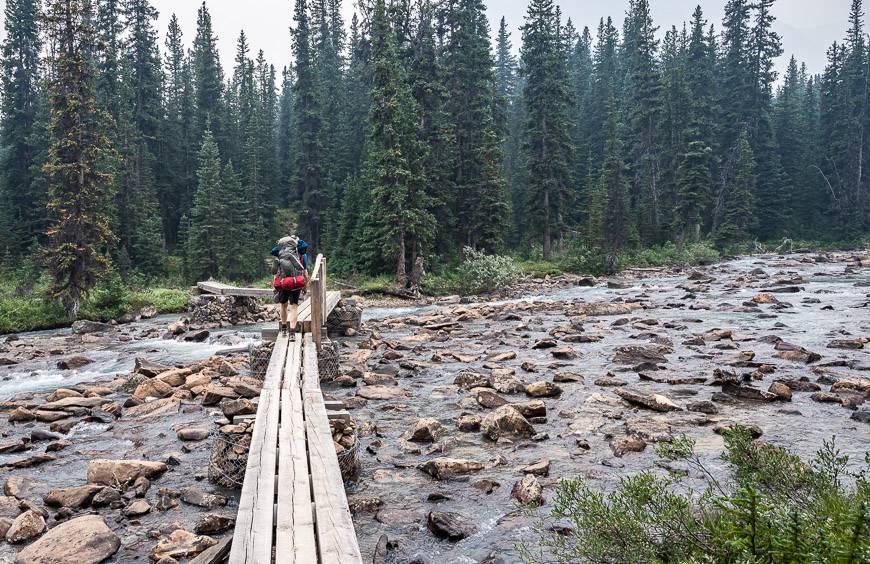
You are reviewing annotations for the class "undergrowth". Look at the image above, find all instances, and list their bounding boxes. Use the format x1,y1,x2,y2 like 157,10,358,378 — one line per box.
518,428,869,563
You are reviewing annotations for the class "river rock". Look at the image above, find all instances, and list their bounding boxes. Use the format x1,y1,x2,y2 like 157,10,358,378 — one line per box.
613,346,668,365
133,378,173,400
356,385,409,400
687,400,719,414
551,347,578,360
772,341,821,364
155,367,193,387
418,458,484,480
532,339,557,349
87,459,168,487
200,384,238,405
5,510,46,543
828,338,866,350
481,405,535,440
768,381,792,401
180,487,227,508
476,389,509,408
91,487,123,509
123,499,151,517
57,356,93,370
44,484,103,509
427,511,477,541
614,388,681,412
46,389,82,402
511,474,543,506
851,410,870,424
348,496,384,514
39,396,107,411
14,515,119,564
520,459,550,476
71,320,112,334
194,513,236,534
0,496,21,519
149,529,217,561
831,377,870,393
456,414,481,432
222,398,256,418
513,400,546,418
176,426,209,441
525,381,562,398
8,406,35,422
2,453,57,469
4,476,37,499
453,371,492,390
134,358,172,377
404,418,445,443
722,382,778,402
553,371,583,383
124,397,181,419
610,436,647,456
491,372,526,394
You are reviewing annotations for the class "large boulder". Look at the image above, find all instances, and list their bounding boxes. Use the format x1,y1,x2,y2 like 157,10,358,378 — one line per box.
418,458,484,480
481,405,535,440
87,459,168,487
132,379,173,400
613,346,669,365
525,381,562,398
356,385,409,401
149,529,217,561
427,511,477,541
123,397,181,420
403,418,445,443
134,358,172,377
14,515,119,564
614,388,682,412
511,474,543,506
71,320,113,334
44,484,104,509
5,510,46,544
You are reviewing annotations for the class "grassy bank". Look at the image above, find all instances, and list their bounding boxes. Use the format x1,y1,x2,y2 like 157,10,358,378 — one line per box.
0,270,188,335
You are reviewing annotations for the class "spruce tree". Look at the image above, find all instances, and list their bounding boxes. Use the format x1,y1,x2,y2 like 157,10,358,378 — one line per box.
193,2,224,148
43,0,117,315
716,131,757,248
292,0,326,249
187,131,222,280
600,102,629,274
521,0,574,259
623,0,662,243
0,0,43,255
277,67,295,205
359,0,433,284
675,134,713,246
442,0,508,251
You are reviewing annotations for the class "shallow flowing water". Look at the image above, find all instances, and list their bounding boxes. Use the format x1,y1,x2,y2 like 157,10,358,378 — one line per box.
334,255,870,563
1,255,868,563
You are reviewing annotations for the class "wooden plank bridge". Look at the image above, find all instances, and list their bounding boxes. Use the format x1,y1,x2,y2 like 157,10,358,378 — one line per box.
198,256,362,564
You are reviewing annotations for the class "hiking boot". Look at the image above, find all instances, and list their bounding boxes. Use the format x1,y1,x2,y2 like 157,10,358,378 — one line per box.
279,322,288,335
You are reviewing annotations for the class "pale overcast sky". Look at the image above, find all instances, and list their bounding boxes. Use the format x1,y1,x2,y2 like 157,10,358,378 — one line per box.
0,0,855,77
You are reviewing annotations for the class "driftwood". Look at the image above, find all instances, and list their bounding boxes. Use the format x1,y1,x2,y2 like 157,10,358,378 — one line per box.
356,286,420,300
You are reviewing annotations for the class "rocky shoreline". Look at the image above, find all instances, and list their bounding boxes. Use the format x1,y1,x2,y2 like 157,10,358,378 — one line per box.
0,251,868,563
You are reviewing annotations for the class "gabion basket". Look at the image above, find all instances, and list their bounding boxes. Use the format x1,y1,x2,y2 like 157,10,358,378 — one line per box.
208,424,252,489
336,429,360,482
318,339,341,382
249,342,274,381
326,300,363,335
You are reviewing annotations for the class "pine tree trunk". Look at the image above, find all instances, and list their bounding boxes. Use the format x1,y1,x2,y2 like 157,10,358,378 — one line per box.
396,229,407,287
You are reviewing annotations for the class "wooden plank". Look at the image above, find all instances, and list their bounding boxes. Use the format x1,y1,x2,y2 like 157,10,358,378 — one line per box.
198,281,232,295
326,410,351,422
228,334,289,564
221,287,274,298
302,335,363,563
275,336,316,564
311,278,323,352
324,400,344,411
190,535,233,564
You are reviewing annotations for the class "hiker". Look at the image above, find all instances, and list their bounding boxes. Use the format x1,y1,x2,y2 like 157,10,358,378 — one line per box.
272,235,310,334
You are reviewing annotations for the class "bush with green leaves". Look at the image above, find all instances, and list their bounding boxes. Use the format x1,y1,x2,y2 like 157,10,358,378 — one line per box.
456,247,520,294
520,428,869,563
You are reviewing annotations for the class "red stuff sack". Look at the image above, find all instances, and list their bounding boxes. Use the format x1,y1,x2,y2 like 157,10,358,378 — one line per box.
273,275,306,292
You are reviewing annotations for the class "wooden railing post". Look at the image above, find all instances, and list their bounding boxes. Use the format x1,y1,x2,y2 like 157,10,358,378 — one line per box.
310,254,324,353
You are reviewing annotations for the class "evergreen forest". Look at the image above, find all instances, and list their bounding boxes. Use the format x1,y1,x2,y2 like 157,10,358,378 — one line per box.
2,0,869,315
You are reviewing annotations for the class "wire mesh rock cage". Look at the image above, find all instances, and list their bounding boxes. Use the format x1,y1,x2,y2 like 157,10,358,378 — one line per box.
208,420,253,489
249,342,274,381
333,420,360,482
318,338,341,382
326,299,363,336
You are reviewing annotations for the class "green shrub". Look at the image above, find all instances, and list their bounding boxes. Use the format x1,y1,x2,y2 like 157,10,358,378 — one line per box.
624,241,720,268
457,247,520,294
519,429,869,563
